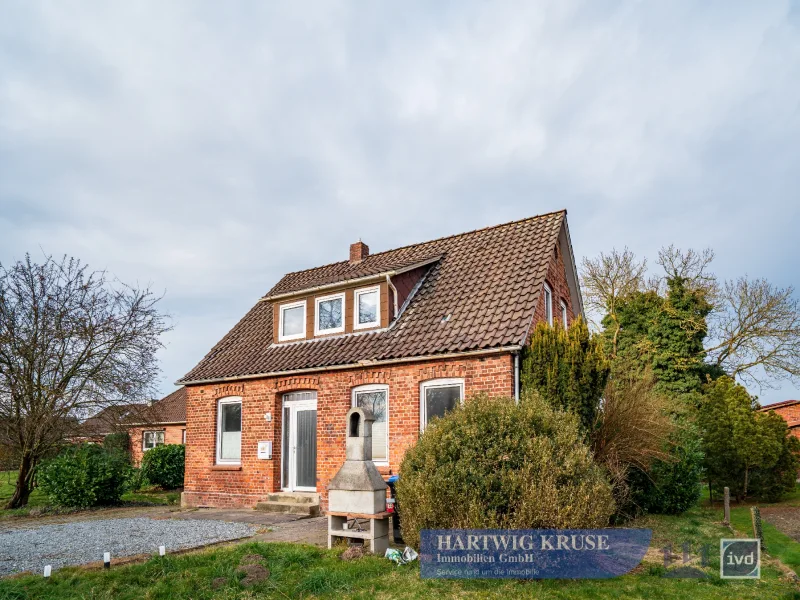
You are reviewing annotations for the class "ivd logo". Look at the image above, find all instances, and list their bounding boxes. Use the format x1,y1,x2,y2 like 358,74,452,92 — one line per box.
720,539,760,579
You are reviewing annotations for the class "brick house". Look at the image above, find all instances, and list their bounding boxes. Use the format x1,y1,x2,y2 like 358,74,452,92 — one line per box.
126,388,187,465
759,400,800,439
177,210,583,512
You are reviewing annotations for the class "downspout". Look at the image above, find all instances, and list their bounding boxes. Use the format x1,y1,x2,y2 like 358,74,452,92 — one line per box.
386,274,399,321
514,352,520,403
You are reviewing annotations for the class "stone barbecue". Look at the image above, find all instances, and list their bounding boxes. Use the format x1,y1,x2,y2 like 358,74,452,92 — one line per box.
327,407,390,553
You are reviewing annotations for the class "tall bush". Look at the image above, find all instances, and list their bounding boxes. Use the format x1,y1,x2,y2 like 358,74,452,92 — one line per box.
699,376,799,502
141,444,185,489
520,317,609,431
103,432,131,459
39,444,130,508
591,368,675,518
396,392,615,549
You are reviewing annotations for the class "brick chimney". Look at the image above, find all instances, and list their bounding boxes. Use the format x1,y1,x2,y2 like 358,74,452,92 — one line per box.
350,240,369,264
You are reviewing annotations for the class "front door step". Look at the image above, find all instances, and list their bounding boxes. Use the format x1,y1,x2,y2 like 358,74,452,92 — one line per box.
255,492,320,517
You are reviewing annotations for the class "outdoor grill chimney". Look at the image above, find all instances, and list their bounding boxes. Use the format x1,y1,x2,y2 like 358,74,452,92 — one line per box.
349,240,369,264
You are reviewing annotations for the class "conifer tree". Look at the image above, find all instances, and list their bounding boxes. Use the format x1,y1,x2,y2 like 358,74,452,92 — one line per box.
520,317,609,431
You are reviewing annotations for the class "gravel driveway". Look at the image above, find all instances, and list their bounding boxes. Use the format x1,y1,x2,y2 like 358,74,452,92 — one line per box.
0,517,259,576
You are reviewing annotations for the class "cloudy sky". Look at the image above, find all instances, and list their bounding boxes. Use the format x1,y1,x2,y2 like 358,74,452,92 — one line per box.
1,1,798,404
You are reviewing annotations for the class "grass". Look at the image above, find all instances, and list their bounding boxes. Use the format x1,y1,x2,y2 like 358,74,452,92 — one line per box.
2,504,800,599
0,470,180,520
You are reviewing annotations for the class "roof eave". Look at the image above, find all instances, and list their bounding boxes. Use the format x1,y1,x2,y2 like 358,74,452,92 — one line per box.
176,344,521,386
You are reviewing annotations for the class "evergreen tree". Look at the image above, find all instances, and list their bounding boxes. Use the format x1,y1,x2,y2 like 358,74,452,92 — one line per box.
520,317,609,432
699,376,797,502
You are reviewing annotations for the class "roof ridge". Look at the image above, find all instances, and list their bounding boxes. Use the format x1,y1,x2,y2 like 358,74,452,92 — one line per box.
272,209,567,283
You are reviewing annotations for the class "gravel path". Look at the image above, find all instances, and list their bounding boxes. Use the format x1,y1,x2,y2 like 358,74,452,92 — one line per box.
0,517,259,577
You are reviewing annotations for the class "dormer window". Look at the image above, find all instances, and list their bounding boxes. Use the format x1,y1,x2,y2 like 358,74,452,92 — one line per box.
354,286,380,329
315,292,345,335
279,300,306,341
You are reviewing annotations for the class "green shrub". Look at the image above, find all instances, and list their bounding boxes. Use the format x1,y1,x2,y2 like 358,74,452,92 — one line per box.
39,444,131,508
103,432,131,459
628,430,703,515
520,317,609,431
396,392,615,549
700,376,799,502
141,444,185,489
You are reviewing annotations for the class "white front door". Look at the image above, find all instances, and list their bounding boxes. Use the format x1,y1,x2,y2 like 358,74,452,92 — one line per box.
281,391,318,492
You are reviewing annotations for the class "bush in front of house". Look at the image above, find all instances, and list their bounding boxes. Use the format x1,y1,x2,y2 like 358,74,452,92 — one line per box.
140,444,185,489
38,444,131,509
396,392,615,549
103,432,131,460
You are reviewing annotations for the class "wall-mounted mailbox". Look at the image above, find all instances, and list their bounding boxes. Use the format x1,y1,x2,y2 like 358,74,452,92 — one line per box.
258,441,272,459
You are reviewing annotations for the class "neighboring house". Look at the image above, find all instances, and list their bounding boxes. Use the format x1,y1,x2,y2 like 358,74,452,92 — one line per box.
177,210,582,511
126,388,187,465
77,404,149,443
759,400,800,439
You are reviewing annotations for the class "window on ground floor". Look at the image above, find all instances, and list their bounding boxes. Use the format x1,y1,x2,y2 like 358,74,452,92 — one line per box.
216,397,242,464
352,384,388,463
182,428,187,444
142,430,165,451
420,378,464,431
560,299,568,328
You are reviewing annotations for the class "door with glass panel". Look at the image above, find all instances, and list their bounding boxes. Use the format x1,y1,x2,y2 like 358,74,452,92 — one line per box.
281,392,318,492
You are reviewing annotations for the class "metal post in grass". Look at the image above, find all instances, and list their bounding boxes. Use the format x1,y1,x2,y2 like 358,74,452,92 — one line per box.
751,506,765,551
723,487,730,526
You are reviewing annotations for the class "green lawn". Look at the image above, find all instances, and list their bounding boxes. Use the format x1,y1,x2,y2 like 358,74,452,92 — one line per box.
0,470,180,520
2,502,799,599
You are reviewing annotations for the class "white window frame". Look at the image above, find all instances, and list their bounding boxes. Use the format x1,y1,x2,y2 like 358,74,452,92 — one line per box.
543,283,553,326
182,429,187,444
560,300,568,328
354,285,381,329
216,396,242,465
314,292,346,335
419,378,465,432
278,300,306,341
351,384,389,465
142,430,164,452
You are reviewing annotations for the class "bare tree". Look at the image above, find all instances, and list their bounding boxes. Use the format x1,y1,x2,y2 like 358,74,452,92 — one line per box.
706,277,800,389
0,255,170,508
655,245,718,298
580,247,647,355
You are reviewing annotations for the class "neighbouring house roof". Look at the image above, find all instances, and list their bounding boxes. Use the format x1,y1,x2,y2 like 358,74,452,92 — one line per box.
79,404,149,438
127,388,187,425
758,399,800,412
179,210,576,384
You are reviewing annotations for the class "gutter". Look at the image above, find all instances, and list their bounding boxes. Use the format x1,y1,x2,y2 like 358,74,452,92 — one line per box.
385,274,399,319
514,351,520,402
176,345,522,386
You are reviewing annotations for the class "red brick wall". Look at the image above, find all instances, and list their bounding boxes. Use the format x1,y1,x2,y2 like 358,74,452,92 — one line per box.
181,353,514,510
129,424,186,466
763,404,800,439
531,242,575,337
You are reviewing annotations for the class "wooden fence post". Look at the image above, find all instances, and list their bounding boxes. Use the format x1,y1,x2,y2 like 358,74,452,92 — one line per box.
751,506,765,551
723,487,730,526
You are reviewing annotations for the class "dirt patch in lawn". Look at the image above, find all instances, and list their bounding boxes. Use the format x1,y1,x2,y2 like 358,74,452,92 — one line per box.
760,506,800,541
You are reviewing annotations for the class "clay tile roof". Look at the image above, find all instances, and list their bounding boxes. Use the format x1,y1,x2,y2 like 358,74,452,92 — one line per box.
179,210,567,384
129,388,187,425
80,403,149,437
759,399,800,412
